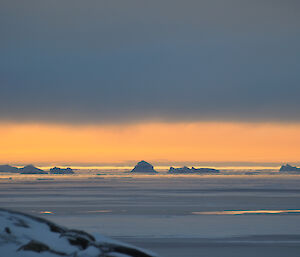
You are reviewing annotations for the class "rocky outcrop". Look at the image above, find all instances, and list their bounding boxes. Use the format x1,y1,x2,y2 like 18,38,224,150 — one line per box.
130,161,157,173
0,208,157,257
168,166,220,174
0,164,19,173
279,164,300,172
49,167,75,174
19,165,48,174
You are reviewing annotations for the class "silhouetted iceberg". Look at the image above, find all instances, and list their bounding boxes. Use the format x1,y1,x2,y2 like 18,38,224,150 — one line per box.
0,208,157,257
19,165,48,174
49,167,74,174
191,167,220,173
279,164,300,172
131,161,157,173
168,166,191,174
0,165,19,173
168,166,220,174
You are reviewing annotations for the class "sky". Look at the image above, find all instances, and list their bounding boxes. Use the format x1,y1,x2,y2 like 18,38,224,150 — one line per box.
0,1,300,165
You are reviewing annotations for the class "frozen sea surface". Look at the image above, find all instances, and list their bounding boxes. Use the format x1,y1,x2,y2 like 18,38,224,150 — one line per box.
1,171,300,256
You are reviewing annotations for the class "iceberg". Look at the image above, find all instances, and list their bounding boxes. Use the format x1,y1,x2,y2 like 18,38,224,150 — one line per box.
279,164,300,172
0,164,19,173
168,166,220,174
49,167,75,174
130,161,158,173
168,166,191,174
19,165,48,174
191,167,220,174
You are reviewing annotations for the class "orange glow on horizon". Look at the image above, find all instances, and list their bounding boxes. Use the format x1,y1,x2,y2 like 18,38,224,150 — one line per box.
0,122,299,165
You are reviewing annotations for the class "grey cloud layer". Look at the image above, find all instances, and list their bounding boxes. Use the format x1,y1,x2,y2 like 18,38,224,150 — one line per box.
1,0,300,123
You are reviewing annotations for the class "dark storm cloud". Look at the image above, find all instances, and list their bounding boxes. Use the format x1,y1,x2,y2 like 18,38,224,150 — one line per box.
1,0,300,123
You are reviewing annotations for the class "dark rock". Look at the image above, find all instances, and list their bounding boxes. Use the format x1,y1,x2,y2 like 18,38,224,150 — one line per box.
18,240,50,253
18,240,67,256
61,229,95,250
4,227,11,234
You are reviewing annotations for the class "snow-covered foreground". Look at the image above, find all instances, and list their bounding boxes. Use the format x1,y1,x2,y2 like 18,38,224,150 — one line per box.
0,208,157,257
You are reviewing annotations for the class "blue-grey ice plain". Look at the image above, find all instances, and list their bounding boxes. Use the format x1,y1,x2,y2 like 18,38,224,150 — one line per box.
1,168,300,257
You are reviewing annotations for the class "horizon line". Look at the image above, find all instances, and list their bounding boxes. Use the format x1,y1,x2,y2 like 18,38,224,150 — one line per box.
0,161,297,169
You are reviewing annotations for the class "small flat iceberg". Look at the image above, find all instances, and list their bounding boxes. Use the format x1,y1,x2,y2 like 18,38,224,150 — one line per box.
168,166,220,174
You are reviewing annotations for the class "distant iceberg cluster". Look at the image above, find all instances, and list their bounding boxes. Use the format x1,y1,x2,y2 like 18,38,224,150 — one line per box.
129,161,300,175
0,165,74,175
1,162,300,175
130,161,219,174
